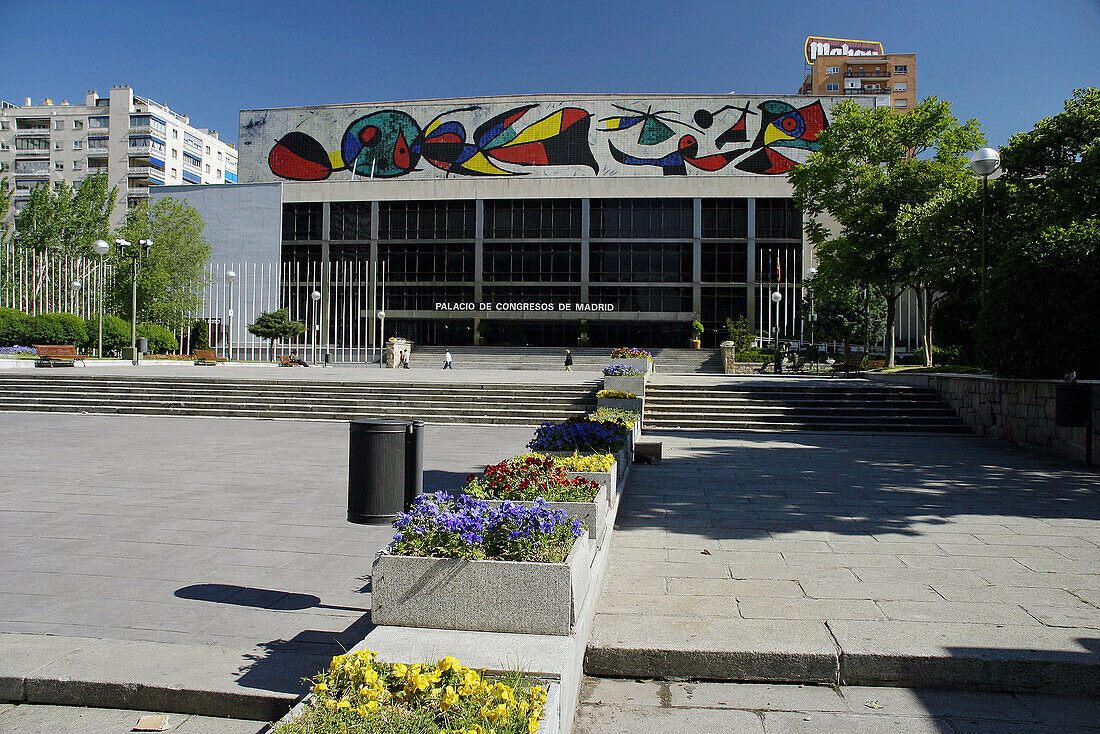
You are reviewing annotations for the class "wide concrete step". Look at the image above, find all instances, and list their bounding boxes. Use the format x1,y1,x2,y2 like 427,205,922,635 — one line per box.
643,419,973,433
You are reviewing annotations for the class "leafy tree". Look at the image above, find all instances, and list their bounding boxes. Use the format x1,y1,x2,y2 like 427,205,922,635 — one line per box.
974,89,1100,377
12,173,116,256
789,98,985,366
82,314,132,355
724,315,756,358
111,197,211,331
0,307,31,347
247,308,305,361
25,313,88,346
806,276,885,354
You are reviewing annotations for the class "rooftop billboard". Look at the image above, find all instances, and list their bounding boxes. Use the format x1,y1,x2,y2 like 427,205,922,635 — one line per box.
805,36,885,64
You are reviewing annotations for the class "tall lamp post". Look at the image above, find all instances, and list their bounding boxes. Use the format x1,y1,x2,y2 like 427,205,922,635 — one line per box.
969,147,1001,310
771,290,783,372
225,270,237,360
311,290,321,364
805,267,818,346
91,239,110,358
115,238,151,363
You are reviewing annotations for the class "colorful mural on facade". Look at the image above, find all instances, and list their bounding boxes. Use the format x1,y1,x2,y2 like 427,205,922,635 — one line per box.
242,95,850,182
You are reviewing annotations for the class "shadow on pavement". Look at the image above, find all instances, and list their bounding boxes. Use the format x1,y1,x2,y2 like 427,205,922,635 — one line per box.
622,430,1100,542
176,584,369,613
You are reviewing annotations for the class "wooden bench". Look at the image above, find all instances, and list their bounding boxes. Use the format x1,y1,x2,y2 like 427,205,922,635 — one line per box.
33,345,86,367
830,351,866,377
193,349,226,366
868,359,886,370
278,355,292,367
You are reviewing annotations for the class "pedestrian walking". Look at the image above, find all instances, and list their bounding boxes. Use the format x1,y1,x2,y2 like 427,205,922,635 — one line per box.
400,350,410,369
443,350,453,369
564,349,574,371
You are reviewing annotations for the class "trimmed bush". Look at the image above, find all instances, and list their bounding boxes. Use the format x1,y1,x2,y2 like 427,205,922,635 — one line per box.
0,308,32,347
137,322,179,354
27,313,88,347
189,319,210,352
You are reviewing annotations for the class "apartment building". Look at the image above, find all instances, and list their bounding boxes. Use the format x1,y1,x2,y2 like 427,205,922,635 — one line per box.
800,53,916,112
0,85,237,230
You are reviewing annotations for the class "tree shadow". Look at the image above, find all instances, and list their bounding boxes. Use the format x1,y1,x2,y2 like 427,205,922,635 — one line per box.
624,430,1100,541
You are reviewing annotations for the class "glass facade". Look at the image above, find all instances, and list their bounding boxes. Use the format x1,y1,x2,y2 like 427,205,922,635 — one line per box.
281,197,805,348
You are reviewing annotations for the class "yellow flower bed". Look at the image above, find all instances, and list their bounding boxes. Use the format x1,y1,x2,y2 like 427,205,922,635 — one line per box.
520,451,615,473
274,650,547,734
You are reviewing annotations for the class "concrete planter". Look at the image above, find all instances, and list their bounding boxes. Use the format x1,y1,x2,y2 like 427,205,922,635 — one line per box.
603,375,648,395
483,484,608,545
371,534,591,635
596,396,643,417
567,469,617,509
607,357,653,374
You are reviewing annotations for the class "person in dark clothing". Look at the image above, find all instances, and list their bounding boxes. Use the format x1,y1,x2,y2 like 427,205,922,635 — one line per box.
564,349,574,371
288,351,309,367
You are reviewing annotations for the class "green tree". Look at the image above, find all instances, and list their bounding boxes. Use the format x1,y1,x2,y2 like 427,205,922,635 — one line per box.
724,315,756,358
247,308,305,361
111,197,211,331
975,89,1100,377
807,276,885,354
789,97,985,366
12,173,116,256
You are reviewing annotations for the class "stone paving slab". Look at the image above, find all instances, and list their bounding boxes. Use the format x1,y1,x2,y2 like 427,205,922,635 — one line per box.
0,413,535,718
0,703,267,734
588,430,1100,694
574,677,1100,734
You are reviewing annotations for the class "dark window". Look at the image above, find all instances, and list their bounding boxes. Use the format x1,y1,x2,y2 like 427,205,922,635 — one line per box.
328,244,371,262
387,285,475,310
755,244,802,283
591,198,692,238
701,242,748,282
282,203,322,241
281,243,322,274
378,242,475,281
483,242,580,282
483,199,582,238
701,198,748,238
330,202,372,240
481,285,582,303
378,200,475,240
755,198,802,239
590,243,691,283
701,286,748,330
588,286,692,312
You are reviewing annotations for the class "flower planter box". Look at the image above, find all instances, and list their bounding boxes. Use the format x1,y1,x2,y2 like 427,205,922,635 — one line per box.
596,396,644,418
483,484,608,546
607,357,653,374
567,469,617,511
371,534,591,636
603,375,648,395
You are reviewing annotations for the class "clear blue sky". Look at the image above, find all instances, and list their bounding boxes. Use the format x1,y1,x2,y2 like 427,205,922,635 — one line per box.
2,0,1097,148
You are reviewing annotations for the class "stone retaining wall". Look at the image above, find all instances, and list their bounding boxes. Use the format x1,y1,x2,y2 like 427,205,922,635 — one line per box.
873,373,1098,465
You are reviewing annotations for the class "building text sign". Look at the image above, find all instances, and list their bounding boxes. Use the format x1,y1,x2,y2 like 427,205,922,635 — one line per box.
435,302,616,312
805,36,884,63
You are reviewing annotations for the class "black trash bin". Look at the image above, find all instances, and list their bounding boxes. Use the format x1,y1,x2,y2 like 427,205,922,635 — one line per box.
405,420,424,508
136,336,148,354
348,419,410,524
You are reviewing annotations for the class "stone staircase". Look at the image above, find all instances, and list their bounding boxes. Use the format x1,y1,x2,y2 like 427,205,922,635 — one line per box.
643,382,971,433
0,373,598,426
414,346,723,374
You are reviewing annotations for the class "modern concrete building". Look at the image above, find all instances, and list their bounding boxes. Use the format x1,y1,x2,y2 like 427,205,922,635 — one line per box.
800,53,916,112
0,85,237,230
157,92,886,355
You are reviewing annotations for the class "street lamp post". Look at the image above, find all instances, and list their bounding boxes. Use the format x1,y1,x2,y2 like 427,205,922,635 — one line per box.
92,239,110,358
969,147,1001,310
225,270,237,360
377,310,386,367
806,267,818,345
311,290,321,364
771,290,783,373
115,238,151,363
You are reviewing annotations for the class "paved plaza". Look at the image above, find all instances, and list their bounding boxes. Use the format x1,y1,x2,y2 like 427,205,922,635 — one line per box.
589,430,1100,692
0,372,1098,732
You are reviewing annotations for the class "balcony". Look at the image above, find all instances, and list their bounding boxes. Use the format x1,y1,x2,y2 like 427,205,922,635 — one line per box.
845,87,892,95
845,69,890,79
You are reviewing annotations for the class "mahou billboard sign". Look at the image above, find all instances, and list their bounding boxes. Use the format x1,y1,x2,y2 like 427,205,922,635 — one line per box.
805,36,885,64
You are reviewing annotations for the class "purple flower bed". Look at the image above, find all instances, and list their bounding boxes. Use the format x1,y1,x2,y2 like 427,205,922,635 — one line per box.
0,346,36,356
603,363,644,376
528,420,628,454
392,492,583,563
